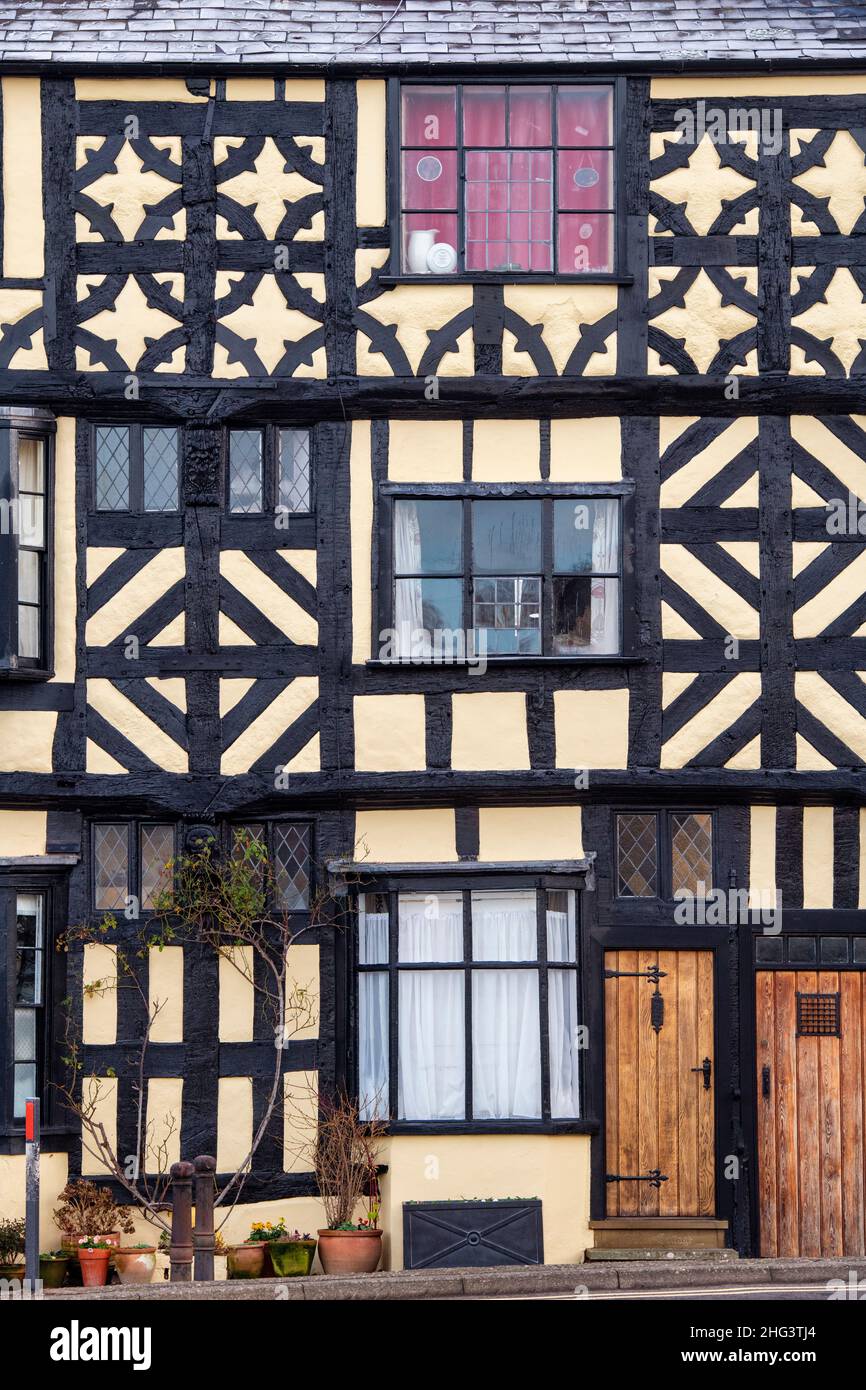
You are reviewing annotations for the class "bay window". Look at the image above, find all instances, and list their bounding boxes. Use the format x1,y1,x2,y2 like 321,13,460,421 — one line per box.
0,409,54,676
398,81,616,276
357,887,582,1125
1,877,68,1139
385,490,624,659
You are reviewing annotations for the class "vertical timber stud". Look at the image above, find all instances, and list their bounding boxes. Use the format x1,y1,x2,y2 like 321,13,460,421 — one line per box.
169,1161,195,1282
24,1098,40,1287
193,1155,216,1282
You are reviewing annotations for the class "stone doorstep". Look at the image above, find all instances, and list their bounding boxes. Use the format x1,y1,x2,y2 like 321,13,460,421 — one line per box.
586,1246,740,1262
43,1257,866,1300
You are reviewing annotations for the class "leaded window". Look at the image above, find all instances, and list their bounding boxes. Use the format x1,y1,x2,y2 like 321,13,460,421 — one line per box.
94,423,179,513
615,811,714,901
227,427,313,516
229,822,311,911
93,822,175,913
0,413,54,675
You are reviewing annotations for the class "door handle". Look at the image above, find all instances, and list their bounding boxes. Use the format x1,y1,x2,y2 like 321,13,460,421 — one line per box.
761,1064,771,1099
691,1056,712,1090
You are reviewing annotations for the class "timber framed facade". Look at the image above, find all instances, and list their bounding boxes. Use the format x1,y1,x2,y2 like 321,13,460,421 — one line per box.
2,1,866,1269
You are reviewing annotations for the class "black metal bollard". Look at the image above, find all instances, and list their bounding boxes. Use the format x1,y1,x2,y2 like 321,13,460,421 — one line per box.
193,1155,217,1282
169,1161,195,1282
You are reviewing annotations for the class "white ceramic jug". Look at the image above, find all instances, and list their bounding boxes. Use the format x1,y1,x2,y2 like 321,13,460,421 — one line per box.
407,228,438,274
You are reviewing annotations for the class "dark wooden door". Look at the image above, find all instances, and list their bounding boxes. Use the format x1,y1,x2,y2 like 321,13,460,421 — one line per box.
604,949,715,1217
756,970,866,1257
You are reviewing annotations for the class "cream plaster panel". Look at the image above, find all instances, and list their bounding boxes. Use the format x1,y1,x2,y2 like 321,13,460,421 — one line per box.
471,419,540,481
796,672,866,760
225,78,276,100
660,673,761,767
748,806,776,906
792,130,866,234
87,679,188,773
2,78,43,277
791,268,866,374
351,421,374,663
217,1077,252,1174
0,712,57,771
52,419,77,682
650,134,755,236
86,739,126,775
388,419,464,481
283,1070,319,1175
145,1078,182,1174
451,692,530,770
794,548,866,636
286,944,320,1042
360,285,474,375
355,809,457,863
649,268,756,374
0,809,46,856
356,248,390,287
661,544,759,637
791,415,866,498
802,806,834,909
219,551,318,644
148,946,184,1044
75,78,208,101
216,274,324,376
553,688,630,769
83,944,118,1045
356,81,387,226
219,946,255,1043
220,677,318,776
284,733,320,773
651,76,866,97
77,275,183,371
660,416,757,507
503,284,617,376
353,694,427,771
478,806,584,862
549,418,622,480
0,1153,68,1249
81,1077,117,1176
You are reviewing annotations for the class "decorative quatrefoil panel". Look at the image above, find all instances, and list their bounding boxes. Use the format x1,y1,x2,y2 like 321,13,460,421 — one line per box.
215,135,325,242
75,137,185,243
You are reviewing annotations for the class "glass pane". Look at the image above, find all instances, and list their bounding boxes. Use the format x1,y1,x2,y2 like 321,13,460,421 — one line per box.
95,425,130,510
359,894,389,965
16,894,42,949
394,499,462,575
553,576,619,655
464,86,506,146
94,823,129,910
472,500,541,575
13,1064,36,1118
510,86,552,146
398,892,462,962
18,437,44,493
558,150,613,211
229,430,263,513
464,149,553,273
472,970,541,1119
557,85,614,147
279,429,311,513
617,813,658,898
14,1008,37,1061
393,578,463,656
557,212,615,274
472,574,540,655
549,971,581,1118
547,889,577,962
554,499,619,574
672,813,713,898
471,890,537,960
140,824,174,909
18,549,39,603
16,896,43,1005
143,427,179,512
18,495,44,547
17,604,40,659
401,213,459,274
402,150,458,211
402,85,457,148
398,970,465,1120
274,823,310,910
359,972,389,1120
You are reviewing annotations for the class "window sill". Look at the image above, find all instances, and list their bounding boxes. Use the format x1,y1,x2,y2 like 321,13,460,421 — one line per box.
377,273,633,287
366,655,646,669
376,1119,599,1136
0,666,54,681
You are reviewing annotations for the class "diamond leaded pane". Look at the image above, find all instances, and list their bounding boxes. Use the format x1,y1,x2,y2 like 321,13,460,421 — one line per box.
671,813,713,898
616,813,657,898
94,823,129,909
141,824,174,909
274,824,310,910
143,427,179,512
279,428,311,513
95,426,130,511
229,430,263,513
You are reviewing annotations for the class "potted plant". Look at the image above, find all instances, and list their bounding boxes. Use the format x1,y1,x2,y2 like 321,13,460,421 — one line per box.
308,1089,384,1275
53,1179,135,1253
250,1220,317,1278
226,1236,266,1280
112,1242,157,1285
0,1217,25,1281
39,1251,70,1289
77,1237,113,1287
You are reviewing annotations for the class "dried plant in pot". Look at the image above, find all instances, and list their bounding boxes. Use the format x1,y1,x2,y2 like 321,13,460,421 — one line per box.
0,1217,26,1280
296,1088,385,1275
53,1179,135,1249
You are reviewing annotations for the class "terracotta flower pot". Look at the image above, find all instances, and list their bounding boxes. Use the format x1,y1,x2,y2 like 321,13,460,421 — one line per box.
112,1247,157,1285
317,1229,382,1275
226,1241,265,1279
61,1232,121,1287
78,1248,112,1287
38,1257,70,1289
0,1263,23,1283
269,1238,317,1278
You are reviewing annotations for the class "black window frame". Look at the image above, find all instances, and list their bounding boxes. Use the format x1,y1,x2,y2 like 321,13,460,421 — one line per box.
222,818,314,914
91,422,181,516
0,412,55,680
0,872,69,1143
614,809,717,903
91,820,178,916
353,873,589,1134
225,424,315,518
376,481,635,665
386,75,629,285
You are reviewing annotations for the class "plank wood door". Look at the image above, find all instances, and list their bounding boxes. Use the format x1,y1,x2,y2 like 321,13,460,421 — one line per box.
604,949,715,1217
756,971,866,1257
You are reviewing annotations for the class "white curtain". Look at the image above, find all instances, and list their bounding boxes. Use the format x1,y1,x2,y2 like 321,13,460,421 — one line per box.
358,972,389,1120
471,892,540,1118
548,969,581,1118
588,502,619,654
359,907,388,965
472,890,537,960
546,905,576,963
397,894,465,1120
394,501,430,657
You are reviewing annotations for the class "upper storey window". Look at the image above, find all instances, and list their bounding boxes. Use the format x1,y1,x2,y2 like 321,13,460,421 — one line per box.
399,82,616,276
94,424,179,513
227,427,312,516
0,409,54,677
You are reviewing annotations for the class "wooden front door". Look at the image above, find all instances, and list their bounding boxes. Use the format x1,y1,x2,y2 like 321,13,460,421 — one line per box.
604,949,715,1216
756,971,866,1257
